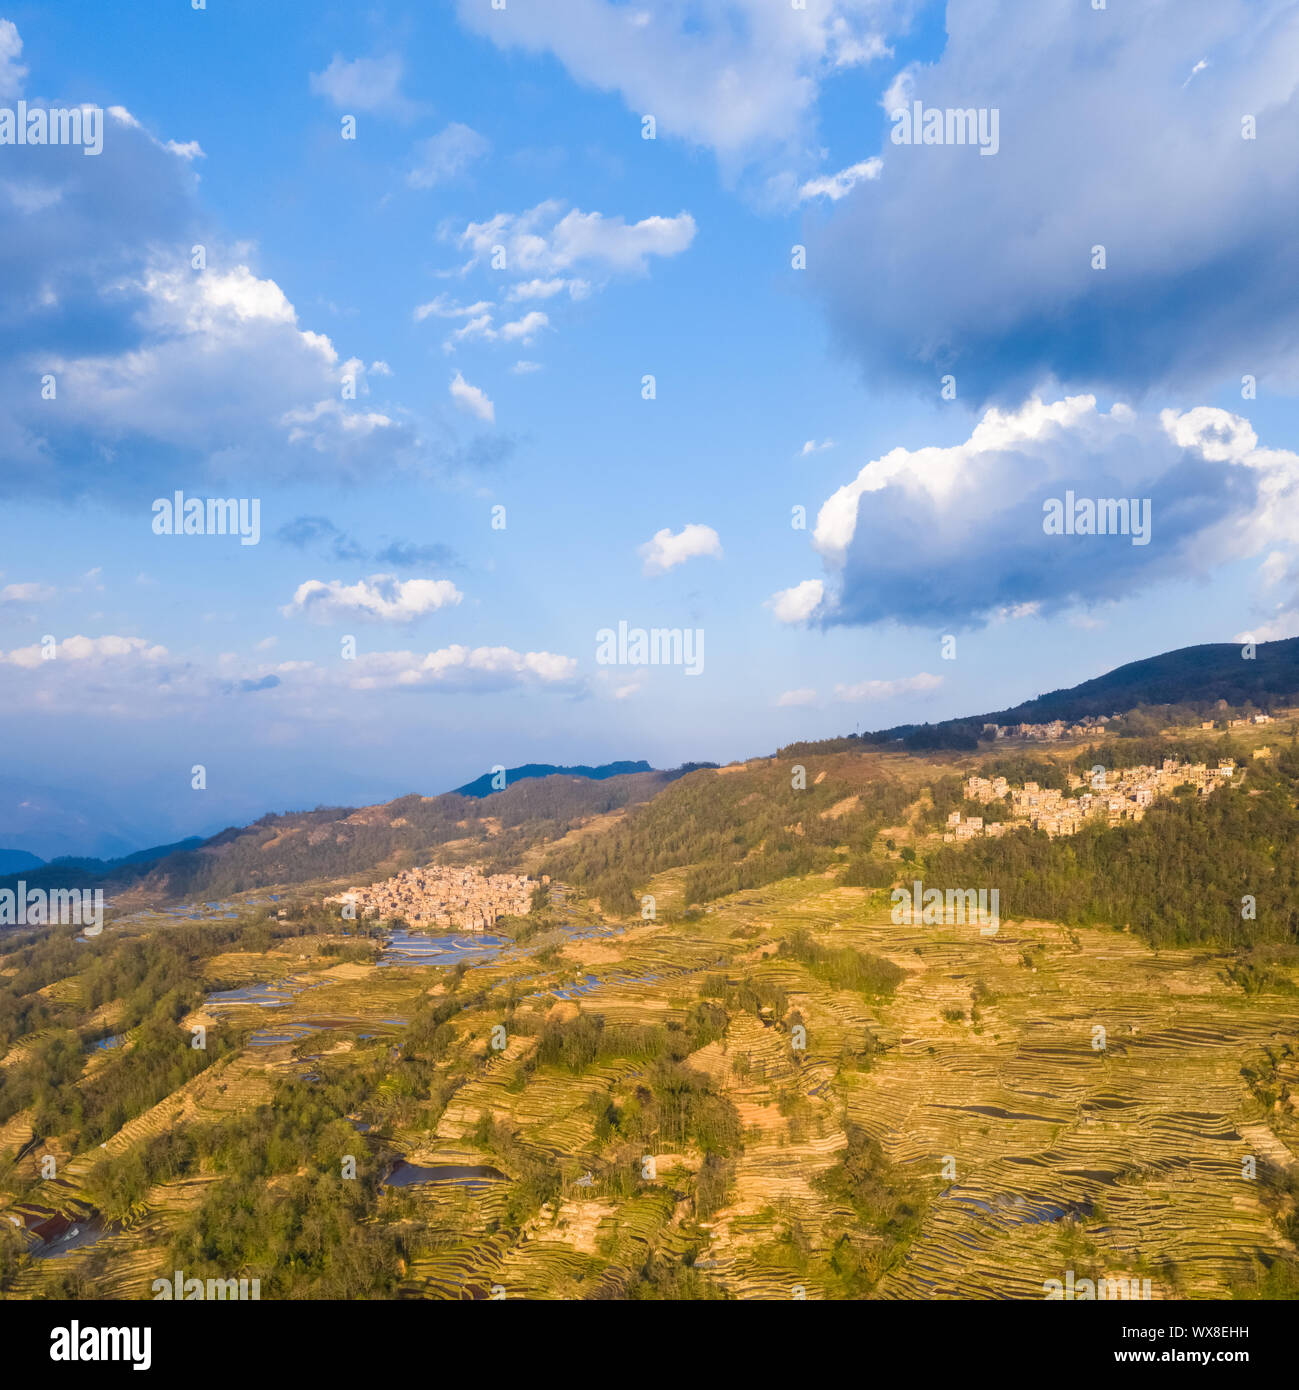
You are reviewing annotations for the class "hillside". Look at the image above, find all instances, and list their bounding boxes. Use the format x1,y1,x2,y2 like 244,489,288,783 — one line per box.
0,767,680,908
782,638,1299,755
7,637,1294,911
980,637,1299,724
0,659,1296,1307
1,718,1294,1304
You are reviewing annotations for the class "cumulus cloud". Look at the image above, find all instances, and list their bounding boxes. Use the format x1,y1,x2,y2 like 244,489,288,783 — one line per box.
423,201,692,353
453,0,896,169
802,395,1299,629
1,634,168,669
766,578,825,625
0,77,424,498
638,523,722,576
0,30,475,502
408,122,490,188
449,370,495,423
0,632,193,720
776,687,817,707
806,0,1299,400
347,644,579,692
445,310,550,352
282,575,464,624
0,630,579,718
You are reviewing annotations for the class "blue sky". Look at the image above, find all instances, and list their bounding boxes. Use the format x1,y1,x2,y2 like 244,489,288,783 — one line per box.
2,0,1298,856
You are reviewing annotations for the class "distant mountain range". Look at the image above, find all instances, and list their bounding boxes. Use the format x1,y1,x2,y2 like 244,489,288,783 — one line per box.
0,837,205,886
0,774,154,861
0,848,44,876
453,760,655,798
0,767,686,907
5,637,1297,911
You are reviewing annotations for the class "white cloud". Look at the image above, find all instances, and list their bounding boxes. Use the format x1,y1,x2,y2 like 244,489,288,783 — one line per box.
413,295,495,322
281,397,397,450
808,0,1299,399
814,396,1101,568
408,123,490,188
0,582,54,603
107,105,204,161
799,438,834,456
638,523,722,576
1,634,168,669
766,578,825,625
506,277,590,302
162,263,298,328
833,672,943,701
829,21,890,69
438,309,549,353
445,313,495,349
798,157,880,202
776,688,817,707
449,370,495,424
456,200,696,278
282,575,463,624
16,251,418,487
500,310,549,344
348,644,579,692
992,601,1042,623
511,360,542,374
309,53,416,117
0,19,28,100
453,0,896,168
804,394,1299,629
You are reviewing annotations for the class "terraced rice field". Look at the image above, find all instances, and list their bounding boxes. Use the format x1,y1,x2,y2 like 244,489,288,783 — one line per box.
2,867,1295,1300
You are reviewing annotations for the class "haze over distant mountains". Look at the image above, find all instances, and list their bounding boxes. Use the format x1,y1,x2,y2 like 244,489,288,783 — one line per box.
4,638,1298,880
0,775,151,863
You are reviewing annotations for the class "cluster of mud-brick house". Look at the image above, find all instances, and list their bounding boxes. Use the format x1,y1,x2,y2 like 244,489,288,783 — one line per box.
329,865,534,931
948,756,1247,840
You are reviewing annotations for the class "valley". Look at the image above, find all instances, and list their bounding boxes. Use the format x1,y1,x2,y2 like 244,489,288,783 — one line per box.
1,710,1296,1301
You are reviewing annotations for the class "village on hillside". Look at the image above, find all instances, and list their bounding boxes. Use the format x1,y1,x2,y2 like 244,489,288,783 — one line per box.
981,715,1118,741
982,711,1275,742
947,751,1269,841
327,864,535,932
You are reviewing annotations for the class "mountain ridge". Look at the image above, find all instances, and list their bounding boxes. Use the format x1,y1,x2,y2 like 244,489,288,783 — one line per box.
3,637,1295,911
